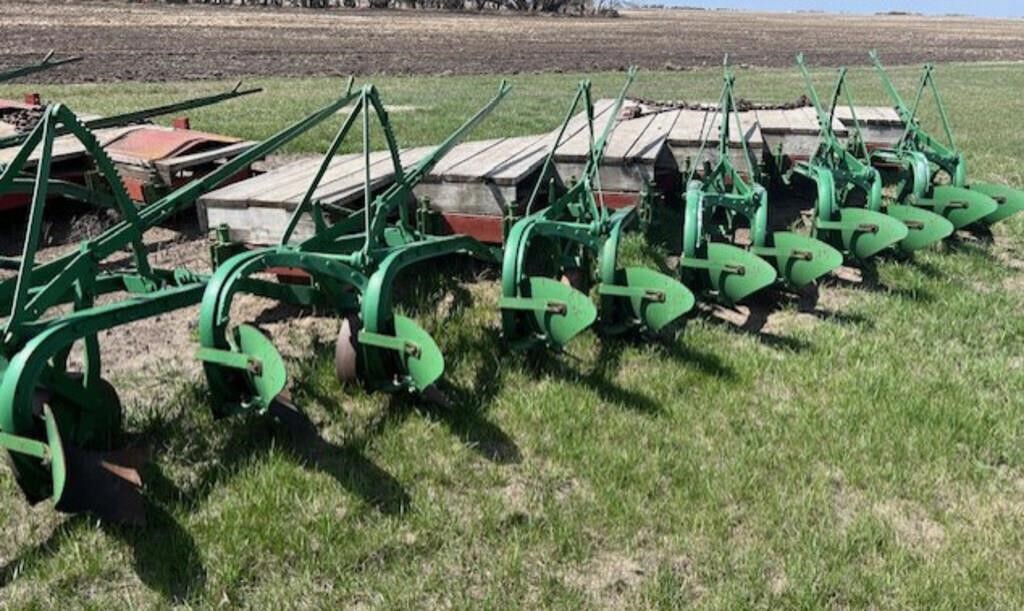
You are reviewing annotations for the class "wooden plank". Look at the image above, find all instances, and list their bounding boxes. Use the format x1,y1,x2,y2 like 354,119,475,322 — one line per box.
601,112,658,163
427,138,506,180
541,98,619,162
200,155,322,208
308,146,432,207
439,135,542,184
667,109,714,146
834,105,903,127
485,135,551,186
153,141,257,181
626,109,681,162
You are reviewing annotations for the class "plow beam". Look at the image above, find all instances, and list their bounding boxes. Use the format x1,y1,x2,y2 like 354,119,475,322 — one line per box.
501,69,692,348
0,51,82,84
0,81,263,150
0,84,363,522
201,82,510,406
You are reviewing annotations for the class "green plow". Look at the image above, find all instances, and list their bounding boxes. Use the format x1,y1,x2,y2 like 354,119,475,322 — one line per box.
198,81,511,412
0,89,359,524
788,55,952,260
680,58,842,304
867,52,1018,227
0,50,81,84
500,68,693,348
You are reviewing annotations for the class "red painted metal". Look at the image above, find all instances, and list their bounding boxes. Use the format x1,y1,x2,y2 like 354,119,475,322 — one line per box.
438,212,505,244
172,117,190,130
23,93,40,106
595,191,640,210
0,193,27,212
104,127,240,163
0,98,37,112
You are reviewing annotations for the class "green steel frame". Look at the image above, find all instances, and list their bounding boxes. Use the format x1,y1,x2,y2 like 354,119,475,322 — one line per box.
0,51,81,84
499,69,693,348
0,86,361,524
790,54,950,254
197,82,511,415
787,55,954,259
679,58,842,304
867,51,1022,227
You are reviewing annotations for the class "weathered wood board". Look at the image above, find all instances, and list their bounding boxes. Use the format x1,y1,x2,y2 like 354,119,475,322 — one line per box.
755,106,848,160
833,105,905,148
667,108,763,177
554,101,681,194
201,147,432,243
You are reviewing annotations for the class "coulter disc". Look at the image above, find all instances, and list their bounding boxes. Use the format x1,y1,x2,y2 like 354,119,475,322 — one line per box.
235,324,287,411
44,406,147,526
834,207,908,260
393,315,444,392
335,315,361,386
620,267,694,332
527,276,597,347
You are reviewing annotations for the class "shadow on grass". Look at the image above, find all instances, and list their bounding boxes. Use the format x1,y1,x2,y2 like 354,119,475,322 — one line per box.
379,324,522,465
0,383,411,604
647,333,737,380
824,259,934,303
0,495,206,604
512,335,664,415
267,398,411,513
696,297,812,352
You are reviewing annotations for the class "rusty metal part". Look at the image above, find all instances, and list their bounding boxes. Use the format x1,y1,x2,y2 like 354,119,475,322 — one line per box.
334,315,361,386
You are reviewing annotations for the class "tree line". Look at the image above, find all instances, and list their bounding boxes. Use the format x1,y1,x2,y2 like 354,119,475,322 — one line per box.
174,0,618,14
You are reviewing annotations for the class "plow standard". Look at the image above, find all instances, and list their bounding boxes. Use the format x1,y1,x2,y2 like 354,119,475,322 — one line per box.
0,52,1020,525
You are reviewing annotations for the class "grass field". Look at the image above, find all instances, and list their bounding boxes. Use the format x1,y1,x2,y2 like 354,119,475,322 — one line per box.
2,62,1024,608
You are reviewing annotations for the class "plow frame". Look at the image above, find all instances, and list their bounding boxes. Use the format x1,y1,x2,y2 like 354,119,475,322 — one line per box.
198,81,511,414
869,51,965,193
0,86,363,522
499,68,693,348
786,55,918,259
0,51,82,85
867,52,1017,226
678,58,843,302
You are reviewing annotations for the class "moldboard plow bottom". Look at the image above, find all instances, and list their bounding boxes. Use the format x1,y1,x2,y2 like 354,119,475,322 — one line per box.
198,80,511,415
781,55,953,260
499,68,693,349
866,52,1018,228
0,87,361,525
679,57,842,305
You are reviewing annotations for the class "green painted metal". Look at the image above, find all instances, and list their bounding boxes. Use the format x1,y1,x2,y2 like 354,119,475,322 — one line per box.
0,85,358,521
0,81,262,150
500,69,693,347
789,54,951,260
198,81,510,411
0,51,81,84
868,52,1018,227
680,58,841,303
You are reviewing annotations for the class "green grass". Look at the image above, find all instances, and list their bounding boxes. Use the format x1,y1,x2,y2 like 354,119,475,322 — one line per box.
3,62,1024,608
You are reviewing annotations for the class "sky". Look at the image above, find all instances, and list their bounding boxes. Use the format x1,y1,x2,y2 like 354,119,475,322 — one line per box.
671,1,1023,18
